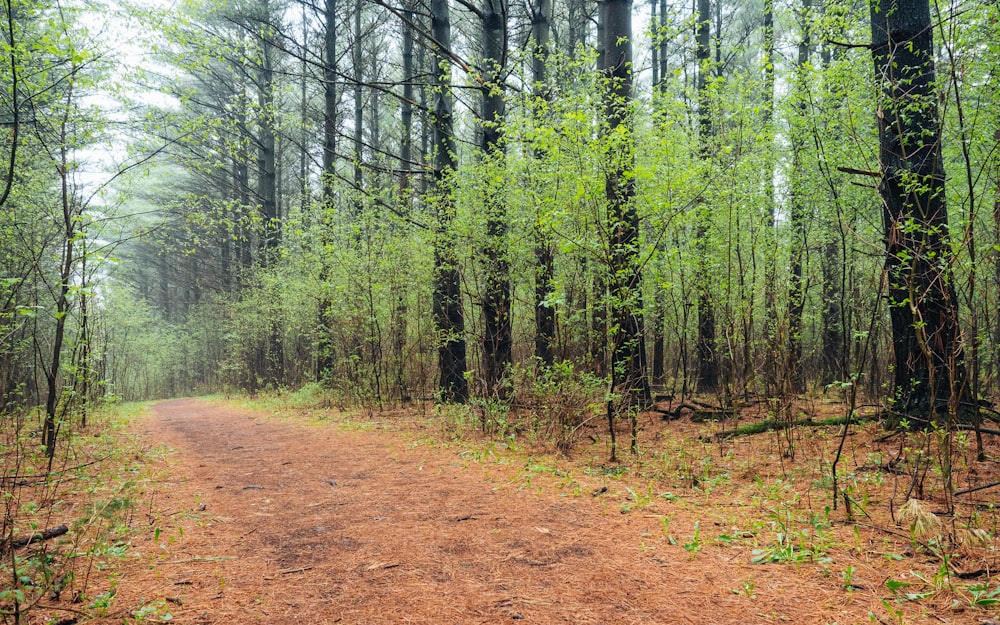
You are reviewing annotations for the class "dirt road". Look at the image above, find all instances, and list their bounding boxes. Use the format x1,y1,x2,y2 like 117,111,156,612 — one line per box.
105,398,871,624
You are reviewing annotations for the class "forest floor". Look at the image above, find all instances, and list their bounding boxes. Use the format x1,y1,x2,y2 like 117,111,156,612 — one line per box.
78,397,1000,624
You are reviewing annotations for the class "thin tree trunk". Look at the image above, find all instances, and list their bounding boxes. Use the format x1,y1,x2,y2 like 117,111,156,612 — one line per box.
43,100,78,461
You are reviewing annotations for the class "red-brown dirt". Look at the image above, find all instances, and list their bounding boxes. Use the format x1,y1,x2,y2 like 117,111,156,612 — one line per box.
90,398,999,624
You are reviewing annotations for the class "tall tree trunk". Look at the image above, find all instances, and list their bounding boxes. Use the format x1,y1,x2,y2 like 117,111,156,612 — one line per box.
400,1,414,197
603,0,649,415
819,7,846,384
787,0,811,393
257,18,278,258
532,0,555,366
760,0,779,392
300,2,310,216
431,0,469,402
317,0,338,381
695,0,717,392
353,0,364,202
994,129,1000,389
394,0,415,400
650,0,659,88
418,33,429,195
658,0,667,87
480,0,511,397
567,0,581,55
869,0,969,422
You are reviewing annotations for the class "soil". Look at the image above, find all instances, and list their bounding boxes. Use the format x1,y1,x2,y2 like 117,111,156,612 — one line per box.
87,398,1000,624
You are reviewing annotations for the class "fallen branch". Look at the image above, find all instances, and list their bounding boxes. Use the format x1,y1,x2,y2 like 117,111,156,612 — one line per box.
705,415,874,442
656,402,732,422
954,480,1000,497
11,524,69,548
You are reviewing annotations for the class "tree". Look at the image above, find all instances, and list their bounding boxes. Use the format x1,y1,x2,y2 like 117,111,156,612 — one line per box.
430,0,469,402
694,0,717,392
531,0,555,366
602,0,648,458
479,0,512,397
868,0,969,421
786,0,812,393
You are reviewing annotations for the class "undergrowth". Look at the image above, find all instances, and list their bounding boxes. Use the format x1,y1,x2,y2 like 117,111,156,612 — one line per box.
1,402,158,624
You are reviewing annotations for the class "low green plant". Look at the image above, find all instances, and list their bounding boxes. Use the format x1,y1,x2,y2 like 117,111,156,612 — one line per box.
966,582,1000,608
621,485,653,513
683,521,702,555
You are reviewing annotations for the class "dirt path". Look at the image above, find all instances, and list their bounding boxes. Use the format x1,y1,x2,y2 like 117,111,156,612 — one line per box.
105,399,878,624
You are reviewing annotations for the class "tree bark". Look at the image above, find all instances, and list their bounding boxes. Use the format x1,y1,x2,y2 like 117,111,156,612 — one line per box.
431,0,469,402
603,0,649,410
695,0,717,392
787,0,811,393
317,0,338,381
352,0,364,203
532,0,555,366
256,10,278,257
869,0,969,421
480,0,512,397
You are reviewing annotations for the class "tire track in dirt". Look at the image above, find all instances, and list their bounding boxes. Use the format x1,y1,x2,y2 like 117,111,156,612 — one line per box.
103,398,860,624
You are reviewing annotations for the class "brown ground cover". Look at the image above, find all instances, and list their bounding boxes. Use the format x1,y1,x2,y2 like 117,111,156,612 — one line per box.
70,398,1000,624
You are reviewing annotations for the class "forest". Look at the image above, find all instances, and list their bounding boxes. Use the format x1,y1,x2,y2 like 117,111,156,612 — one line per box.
3,0,1000,621
6,0,1000,448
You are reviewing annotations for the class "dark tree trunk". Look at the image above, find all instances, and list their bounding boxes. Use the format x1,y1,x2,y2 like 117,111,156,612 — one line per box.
787,0,811,393
480,0,512,397
995,130,1000,388
394,0,415,400
431,0,469,402
317,0,338,381
869,0,969,421
652,303,665,383
532,0,555,366
658,0,667,87
650,0,658,88
695,0,717,392
299,2,309,216
603,0,649,410
352,0,363,201
400,1,414,196
256,22,278,258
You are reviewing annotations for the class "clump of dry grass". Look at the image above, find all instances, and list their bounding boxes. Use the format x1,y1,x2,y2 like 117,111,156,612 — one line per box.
898,499,941,541
956,527,993,548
